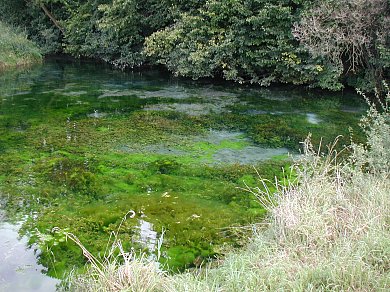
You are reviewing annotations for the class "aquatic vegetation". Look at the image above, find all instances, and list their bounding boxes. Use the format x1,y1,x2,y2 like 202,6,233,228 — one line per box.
65,91,390,292
0,59,366,280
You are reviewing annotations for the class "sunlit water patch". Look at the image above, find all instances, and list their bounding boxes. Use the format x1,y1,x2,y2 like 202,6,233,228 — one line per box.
136,219,158,253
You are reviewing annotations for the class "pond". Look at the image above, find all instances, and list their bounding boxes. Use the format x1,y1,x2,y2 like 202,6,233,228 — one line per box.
0,57,365,288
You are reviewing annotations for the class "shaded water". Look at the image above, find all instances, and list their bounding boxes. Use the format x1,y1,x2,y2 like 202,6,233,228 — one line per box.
0,58,365,288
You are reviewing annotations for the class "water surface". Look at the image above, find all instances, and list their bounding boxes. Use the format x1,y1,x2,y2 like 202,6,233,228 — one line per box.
0,219,59,291
0,58,365,287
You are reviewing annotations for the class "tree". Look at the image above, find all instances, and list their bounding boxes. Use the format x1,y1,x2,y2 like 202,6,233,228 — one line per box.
144,0,324,86
293,0,390,90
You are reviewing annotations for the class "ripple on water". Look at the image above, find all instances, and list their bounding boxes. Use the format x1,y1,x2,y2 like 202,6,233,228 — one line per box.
3,91,32,97
144,102,229,116
118,144,188,156
63,91,88,96
143,91,240,116
0,221,59,291
340,106,364,113
245,110,288,116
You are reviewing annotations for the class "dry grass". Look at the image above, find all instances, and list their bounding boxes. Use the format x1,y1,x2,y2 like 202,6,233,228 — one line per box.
62,212,167,292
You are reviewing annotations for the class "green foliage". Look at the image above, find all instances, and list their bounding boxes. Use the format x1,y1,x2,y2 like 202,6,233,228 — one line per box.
144,0,324,86
351,86,390,174
294,0,390,91
0,0,63,54
1,0,387,90
0,0,27,26
18,0,206,67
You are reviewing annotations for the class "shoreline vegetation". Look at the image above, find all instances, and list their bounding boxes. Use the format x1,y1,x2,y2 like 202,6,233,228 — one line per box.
0,21,42,71
62,90,389,291
1,0,389,91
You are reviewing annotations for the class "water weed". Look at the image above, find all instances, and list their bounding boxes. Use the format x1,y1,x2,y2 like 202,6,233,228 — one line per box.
63,90,389,291
0,60,367,279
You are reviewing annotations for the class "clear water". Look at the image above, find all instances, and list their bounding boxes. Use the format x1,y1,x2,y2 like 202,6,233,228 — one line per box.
0,57,365,288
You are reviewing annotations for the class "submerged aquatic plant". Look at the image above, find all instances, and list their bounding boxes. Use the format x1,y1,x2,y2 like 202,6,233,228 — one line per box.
63,90,389,291
61,211,167,291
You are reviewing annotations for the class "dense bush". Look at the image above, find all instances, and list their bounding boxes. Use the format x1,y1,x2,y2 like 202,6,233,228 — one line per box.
145,0,324,86
294,0,390,91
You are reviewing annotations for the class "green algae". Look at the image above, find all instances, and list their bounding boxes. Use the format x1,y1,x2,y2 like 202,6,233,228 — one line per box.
0,59,366,278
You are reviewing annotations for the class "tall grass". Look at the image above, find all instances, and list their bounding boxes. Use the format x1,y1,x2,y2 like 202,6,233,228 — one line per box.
63,89,390,291
0,21,42,71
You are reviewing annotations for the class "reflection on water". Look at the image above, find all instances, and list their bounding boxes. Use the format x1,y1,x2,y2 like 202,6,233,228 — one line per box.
137,220,157,252
306,113,321,124
0,221,59,291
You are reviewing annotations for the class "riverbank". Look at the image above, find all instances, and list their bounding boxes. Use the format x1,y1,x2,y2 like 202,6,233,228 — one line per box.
66,92,390,291
0,22,42,71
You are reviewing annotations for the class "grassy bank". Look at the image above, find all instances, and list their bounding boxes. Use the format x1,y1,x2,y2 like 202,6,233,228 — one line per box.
64,89,390,291
0,21,42,71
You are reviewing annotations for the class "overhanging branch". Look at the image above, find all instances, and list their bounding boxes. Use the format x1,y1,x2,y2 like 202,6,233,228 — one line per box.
40,3,64,34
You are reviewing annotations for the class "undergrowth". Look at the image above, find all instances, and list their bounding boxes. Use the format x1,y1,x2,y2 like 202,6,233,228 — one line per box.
61,88,390,291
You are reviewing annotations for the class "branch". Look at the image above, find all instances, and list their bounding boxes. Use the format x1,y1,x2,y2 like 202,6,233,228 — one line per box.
40,3,64,34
